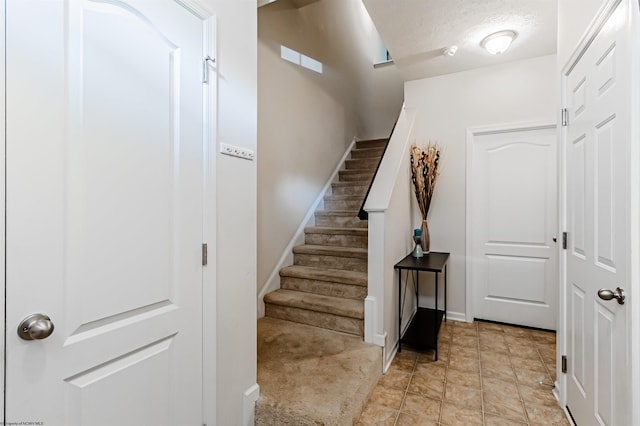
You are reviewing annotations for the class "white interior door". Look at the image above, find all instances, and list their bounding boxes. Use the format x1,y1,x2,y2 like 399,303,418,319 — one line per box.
469,126,558,330
5,1,209,424
564,1,631,425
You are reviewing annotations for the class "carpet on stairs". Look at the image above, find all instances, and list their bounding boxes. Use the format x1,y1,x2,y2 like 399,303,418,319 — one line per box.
256,317,382,426
257,139,387,423
262,139,388,336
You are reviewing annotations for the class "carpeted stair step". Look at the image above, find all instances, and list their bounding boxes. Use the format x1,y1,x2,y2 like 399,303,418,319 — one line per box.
345,157,380,170
350,147,386,159
305,226,367,248
264,289,364,335
293,244,367,272
315,210,366,228
256,317,382,425
324,194,365,210
339,169,375,182
331,181,369,196
279,265,367,299
355,138,388,150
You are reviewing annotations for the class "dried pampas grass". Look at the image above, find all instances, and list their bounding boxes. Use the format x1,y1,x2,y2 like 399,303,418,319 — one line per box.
410,142,441,220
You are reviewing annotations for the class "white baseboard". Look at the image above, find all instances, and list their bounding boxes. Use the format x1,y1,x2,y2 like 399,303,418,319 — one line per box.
384,343,398,373
445,311,467,322
242,383,260,426
364,296,386,347
256,138,358,317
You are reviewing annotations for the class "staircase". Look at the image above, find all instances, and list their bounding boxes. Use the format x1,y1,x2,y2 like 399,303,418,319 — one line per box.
263,139,387,336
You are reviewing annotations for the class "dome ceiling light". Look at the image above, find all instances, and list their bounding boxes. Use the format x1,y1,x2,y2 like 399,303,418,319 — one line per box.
481,30,517,55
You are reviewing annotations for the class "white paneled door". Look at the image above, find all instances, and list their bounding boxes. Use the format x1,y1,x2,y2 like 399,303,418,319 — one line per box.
5,1,210,424
469,126,558,330
564,1,631,425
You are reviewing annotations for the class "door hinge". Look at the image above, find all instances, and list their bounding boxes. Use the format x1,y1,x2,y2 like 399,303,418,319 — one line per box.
561,355,567,374
562,108,568,126
562,232,568,250
202,243,208,266
202,56,216,84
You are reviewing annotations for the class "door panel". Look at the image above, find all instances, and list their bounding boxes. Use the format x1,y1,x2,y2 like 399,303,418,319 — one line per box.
564,1,630,425
470,127,558,330
5,1,207,424
570,285,586,394
67,1,184,329
594,304,614,425
65,338,173,426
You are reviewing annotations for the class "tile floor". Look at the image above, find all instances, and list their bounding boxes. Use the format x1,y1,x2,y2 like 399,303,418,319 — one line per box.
357,320,571,425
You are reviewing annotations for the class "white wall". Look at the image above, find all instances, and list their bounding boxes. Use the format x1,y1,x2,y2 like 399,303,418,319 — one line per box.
558,0,608,67
257,0,404,295
200,1,258,425
404,54,557,319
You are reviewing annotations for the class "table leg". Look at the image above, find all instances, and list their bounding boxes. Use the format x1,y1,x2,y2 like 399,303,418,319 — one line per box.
435,272,439,312
434,272,439,361
398,269,402,353
444,264,447,322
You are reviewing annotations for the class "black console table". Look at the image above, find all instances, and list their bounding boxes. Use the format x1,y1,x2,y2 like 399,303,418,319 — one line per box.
394,251,450,360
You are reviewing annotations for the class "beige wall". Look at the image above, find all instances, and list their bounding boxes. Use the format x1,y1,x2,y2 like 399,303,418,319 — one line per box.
257,0,404,293
404,55,557,318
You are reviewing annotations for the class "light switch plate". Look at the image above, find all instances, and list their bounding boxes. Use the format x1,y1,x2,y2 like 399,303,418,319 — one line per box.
220,143,255,161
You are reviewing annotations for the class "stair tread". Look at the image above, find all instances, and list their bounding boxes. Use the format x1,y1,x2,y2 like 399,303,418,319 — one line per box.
351,144,385,151
340,169,375,175
347,157,380,161
357,138,388,144
264,289,364,319
305,226,367,235
331,183,371,189
351,147,385,153
324,194,365,200
293,244,368,258
346,159,379,166
280,265,367,286
332,181,369,187
315,209,360,216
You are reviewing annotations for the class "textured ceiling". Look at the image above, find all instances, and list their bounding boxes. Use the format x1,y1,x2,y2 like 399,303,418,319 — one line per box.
363,0,557,81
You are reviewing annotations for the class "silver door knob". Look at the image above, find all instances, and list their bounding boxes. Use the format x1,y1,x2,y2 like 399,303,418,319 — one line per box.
17,313,55,340
597,287,625,305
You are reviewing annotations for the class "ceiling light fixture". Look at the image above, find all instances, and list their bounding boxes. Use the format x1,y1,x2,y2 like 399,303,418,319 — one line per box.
481,30,517,55
442,45,458,57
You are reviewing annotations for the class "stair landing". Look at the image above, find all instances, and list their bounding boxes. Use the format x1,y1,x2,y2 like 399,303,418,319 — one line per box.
256,317,382,426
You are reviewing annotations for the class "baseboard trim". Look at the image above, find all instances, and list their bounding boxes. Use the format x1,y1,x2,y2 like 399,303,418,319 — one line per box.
364,296,386,347
445,310,467,322
242,383,260,426
256,138,358,317
384,343,398,373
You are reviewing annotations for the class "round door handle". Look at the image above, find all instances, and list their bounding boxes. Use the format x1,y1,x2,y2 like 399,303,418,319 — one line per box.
17,313,55,340
597,287,625,305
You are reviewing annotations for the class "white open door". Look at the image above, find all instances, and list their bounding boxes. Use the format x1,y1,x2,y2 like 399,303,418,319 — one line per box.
468,125,558,330
4,0,214,424
563,1,632,424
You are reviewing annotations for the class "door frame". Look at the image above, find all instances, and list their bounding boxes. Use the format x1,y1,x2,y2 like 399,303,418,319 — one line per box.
0,1,218,423
558,0,640,423
465,122,557,323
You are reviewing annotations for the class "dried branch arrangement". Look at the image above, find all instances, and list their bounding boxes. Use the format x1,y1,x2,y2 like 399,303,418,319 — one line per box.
410,142,441,220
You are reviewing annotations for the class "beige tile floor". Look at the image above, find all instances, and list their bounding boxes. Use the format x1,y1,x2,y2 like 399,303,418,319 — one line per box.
357,320,571,426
